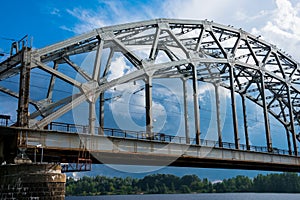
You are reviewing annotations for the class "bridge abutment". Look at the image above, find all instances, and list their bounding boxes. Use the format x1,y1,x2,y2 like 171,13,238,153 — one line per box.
0,163,66,200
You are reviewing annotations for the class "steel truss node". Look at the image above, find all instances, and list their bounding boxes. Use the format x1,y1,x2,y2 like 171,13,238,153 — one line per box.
1,18,300,155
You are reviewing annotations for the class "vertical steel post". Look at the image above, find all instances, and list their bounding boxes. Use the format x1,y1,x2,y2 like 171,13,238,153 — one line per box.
89,102,96,135
92,38,103,135
286,85,298,155
34,148,36,163
214,84,222,147
99,92,105,135
192,65,201,145
279,99,292,155
182,78,190,144
229,64,239,149
99,48,114,135
41,147,43,163
285,128,292,155
260,72,272,152
17,48,31,128
241,95,250,150
145,76,153,137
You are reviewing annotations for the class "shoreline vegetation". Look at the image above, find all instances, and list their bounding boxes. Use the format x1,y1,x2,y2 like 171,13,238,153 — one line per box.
66,173,300,196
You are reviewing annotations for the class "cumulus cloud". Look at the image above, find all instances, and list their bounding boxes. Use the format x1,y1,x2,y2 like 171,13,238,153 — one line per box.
107,56,133,81
162,0,273,29
273,0,300,33
163,0,238,22
108,82,168,132
64,8,107,34
61,1,156,34
251,0,300,60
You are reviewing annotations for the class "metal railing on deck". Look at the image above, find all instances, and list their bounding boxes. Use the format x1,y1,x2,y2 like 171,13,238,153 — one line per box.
0,115,10,127
48,122,293,156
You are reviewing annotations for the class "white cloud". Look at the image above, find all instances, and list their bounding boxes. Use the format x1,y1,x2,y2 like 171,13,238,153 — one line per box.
50,8,61,17
250,0,300,60
62,1,155,34
65,8,107,34
273,0,300,33
59,25,75,33
162,0,300,62
108,81,168,132
235,9,272,23
107,56,132,81
163,0,237,21
162,0,273,28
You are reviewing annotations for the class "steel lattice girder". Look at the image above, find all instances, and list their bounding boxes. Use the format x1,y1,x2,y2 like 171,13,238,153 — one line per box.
1,18,300,150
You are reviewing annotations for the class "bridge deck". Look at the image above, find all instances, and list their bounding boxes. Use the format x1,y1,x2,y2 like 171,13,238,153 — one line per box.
1,126,300,172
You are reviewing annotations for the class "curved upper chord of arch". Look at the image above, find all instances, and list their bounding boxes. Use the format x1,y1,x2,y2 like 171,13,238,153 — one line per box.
1,18,299,154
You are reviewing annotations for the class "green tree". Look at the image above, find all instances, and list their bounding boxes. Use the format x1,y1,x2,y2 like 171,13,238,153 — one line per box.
65,172,300,196
180,185,191,193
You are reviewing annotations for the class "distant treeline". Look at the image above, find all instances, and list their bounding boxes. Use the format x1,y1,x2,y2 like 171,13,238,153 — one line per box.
66,173,300,196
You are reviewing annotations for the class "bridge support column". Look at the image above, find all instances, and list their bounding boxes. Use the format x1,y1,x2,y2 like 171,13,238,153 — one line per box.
17,48,31,128
229,64,239,149
145,76,153,137
0,164,66,199
214,84,222,147
192,65,200,145
260,72,272,152
241,95,250,150
287,85,298,156
182,78,190,144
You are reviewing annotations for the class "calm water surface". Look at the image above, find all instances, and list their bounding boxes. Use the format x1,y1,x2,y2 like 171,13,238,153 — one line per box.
66,193,300,200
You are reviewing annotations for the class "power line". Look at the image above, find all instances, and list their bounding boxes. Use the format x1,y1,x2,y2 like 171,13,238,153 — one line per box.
1,79,72,94
110,87,285,128
0,75,293,129
0,36,16,41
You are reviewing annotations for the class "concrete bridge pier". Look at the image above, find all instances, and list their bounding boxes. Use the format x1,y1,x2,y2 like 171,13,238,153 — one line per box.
0,163,66,200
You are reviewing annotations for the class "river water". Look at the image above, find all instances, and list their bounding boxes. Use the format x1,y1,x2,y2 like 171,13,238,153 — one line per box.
66,193,300,200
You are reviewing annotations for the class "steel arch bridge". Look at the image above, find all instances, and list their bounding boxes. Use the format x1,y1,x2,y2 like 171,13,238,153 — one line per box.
1,18,300,166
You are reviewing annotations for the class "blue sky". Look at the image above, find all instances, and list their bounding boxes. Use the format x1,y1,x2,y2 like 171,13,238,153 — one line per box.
1,0,300,180
0,0,298,55
1,0,300,58
0,0,163,51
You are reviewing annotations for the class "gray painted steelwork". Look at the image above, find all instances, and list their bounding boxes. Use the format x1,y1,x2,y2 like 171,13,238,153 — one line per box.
3,126,300,172
1,18,300,161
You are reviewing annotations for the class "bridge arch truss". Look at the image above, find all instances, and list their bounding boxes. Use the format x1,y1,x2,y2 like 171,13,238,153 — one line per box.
1,18,300,156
